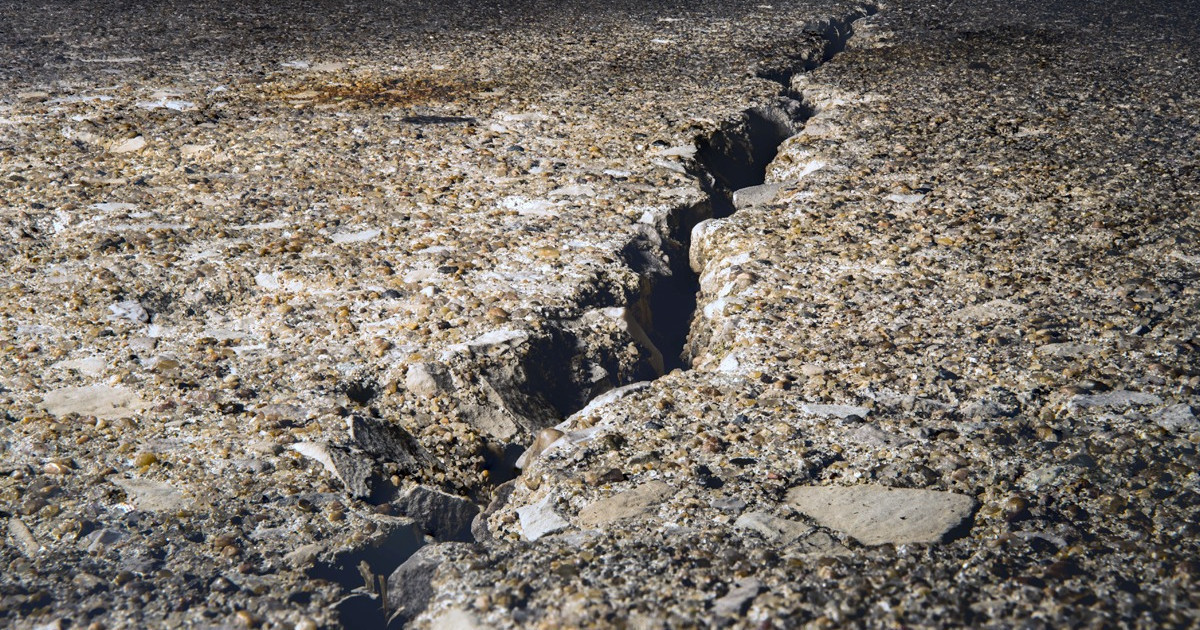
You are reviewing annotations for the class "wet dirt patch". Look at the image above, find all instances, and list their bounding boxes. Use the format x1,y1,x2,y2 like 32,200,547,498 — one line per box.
267,72,493,110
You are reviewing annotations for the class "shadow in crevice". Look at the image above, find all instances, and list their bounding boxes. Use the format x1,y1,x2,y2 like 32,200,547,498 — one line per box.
633,4,880,370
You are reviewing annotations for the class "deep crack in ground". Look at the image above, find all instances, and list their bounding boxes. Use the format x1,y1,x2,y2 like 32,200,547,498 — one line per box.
330,7,881,626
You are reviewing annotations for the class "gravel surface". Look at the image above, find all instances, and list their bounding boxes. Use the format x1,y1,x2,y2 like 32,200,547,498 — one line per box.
1,0,1197,628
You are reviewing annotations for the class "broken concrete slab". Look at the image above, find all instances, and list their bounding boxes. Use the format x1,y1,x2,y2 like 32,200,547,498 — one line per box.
733,510,848,555
405,362,453,398
713,578,764,617
732,182,785,209
1068,390,1164,410
797,402,871,419
1152,404,1197,432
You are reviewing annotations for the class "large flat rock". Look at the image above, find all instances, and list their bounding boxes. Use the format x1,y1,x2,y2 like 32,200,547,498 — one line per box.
41,385,147,420
785,485,978,546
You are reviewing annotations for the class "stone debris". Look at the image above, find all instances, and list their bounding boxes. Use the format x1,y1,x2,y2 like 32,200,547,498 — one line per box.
515,494,570,542
289,442,375,500
394,485,479,542
1067,390,1165,410
349,414,436,476
1152,404,1198,433
110,477,190,512
40,384,146,420
785,484,978,546
713,578,764,617
386,543,473,627
575,480,673,528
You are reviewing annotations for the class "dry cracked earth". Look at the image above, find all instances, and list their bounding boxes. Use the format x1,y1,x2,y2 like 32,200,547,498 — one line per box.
1,0,1198,628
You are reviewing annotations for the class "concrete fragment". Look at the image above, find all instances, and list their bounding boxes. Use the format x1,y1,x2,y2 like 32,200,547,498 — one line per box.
112,477,190,512
349,414,433,474
79,528,126,554
734,510,814,544
289,442,374,499
712,496,747,513
1068,390,1163,410
42,385,146,420
798,403,871,419
471,480,516,543
405,362,453,397
732,182,784,209
849,424,913,448
283,543,324,569
733,510,847,554
394,485,479,542
53,356,106,377
386,542,472,627
576,480,672,528
1037,343,1100,358
713,578,763,617
109,135,146,153
8,518,44,557
785,485,978,546
950,299,1027,322
1152,404,1197,432
572,381,653,418
516,493,569,541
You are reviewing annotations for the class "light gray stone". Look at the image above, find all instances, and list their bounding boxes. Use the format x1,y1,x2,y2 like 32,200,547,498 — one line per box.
289,442,374,499
733,510,848,555
405,362,453,398
785,484,977,545
950,298,1027,322
516,493,569,541
734,510,814,544
1037,342,1100,358
576,480,672,528
79,528,127,554
711,496,748,513
109,300,149,323
1152,404,1197,432
713,578,764,617
733,182,784,209
112,477,190,512
1068,390,1163,410
42,384,146,420
797,403,871,419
